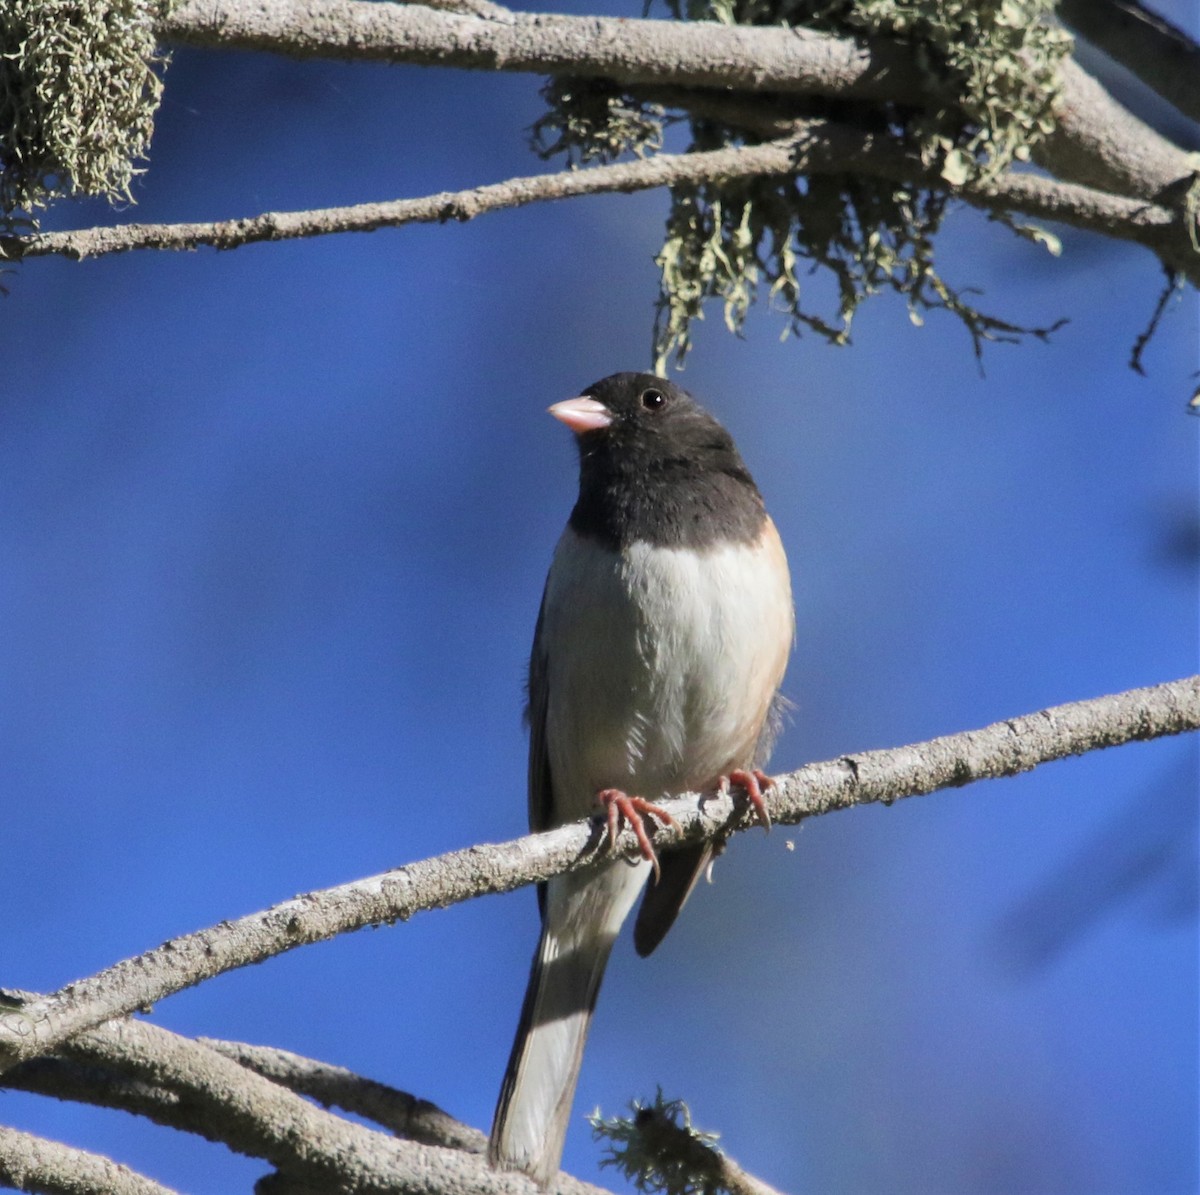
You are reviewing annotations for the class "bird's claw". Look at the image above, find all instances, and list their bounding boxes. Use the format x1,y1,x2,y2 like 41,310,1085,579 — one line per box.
596,789,678,882
720,769,774,831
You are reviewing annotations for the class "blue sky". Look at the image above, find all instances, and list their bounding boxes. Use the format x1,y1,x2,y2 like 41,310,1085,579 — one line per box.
1,8,1197,1193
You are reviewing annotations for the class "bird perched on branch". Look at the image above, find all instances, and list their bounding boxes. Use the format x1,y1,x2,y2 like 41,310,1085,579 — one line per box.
489,372,794,1185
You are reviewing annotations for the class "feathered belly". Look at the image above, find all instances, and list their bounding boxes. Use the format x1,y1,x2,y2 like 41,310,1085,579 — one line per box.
541,527,792,821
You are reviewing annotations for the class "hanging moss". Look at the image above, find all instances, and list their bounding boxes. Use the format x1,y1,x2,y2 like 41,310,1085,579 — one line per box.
536,0,1072,368
0,0,170,227
531,76,667,166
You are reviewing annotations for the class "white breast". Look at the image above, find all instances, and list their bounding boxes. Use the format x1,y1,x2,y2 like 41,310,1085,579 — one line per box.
540,524,792,821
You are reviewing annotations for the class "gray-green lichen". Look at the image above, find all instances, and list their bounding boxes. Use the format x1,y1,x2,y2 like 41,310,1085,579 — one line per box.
537,0,1072,369
0,0,170,228
532,76,667,166
591,1091,728,1195
705,0,1071,188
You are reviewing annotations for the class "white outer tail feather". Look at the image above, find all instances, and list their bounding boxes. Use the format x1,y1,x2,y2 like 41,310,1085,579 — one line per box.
489,862,648,1186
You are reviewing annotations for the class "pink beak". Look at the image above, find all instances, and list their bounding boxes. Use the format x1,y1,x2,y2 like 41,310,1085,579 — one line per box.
548,396,613,434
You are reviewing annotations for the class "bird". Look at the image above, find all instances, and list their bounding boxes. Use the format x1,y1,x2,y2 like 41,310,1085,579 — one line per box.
488,372,794,1186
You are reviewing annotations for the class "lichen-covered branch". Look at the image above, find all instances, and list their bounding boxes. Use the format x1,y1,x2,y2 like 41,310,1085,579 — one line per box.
12,129,1197,288
1038,58,1196,204
2,1014,597,1195
1,1028,480,1161
9,138,810,259
156,0,924,102
6,0,1189,364
8,0,1197,363
0,674,1194,1078
0,1123,180,1195
592,1092,783,1195
151,0,1196,208
198,1038,487,1153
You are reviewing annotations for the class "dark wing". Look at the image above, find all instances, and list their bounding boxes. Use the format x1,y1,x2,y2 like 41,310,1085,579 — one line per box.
632,844,713,957
525,584,555,919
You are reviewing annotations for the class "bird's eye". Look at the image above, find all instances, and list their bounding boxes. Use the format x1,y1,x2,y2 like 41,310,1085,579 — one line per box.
640,388,666,411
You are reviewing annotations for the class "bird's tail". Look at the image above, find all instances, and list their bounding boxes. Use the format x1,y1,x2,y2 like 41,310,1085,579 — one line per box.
489,864,647,1186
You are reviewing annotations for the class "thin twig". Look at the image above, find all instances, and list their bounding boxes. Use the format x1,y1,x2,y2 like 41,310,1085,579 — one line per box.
11,129,1197,282
0,675,1194,1076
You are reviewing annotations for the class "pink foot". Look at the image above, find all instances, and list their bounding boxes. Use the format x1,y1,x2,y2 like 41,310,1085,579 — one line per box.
596,789,679,881
721,769,774,831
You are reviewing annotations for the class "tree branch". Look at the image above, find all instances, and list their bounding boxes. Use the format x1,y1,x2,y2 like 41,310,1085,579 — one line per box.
0,675,1194,1076
4,1044,483,1161
3,1036,480,1157
3,1015,601,1195
0,1124,180,1195
1058,0,1200,124
156,0,923,102
9,2,1193,286
1037,58,1198,204
11,129,1197,283
199,1037,486,1152
4,1054,204,1140
152,0,1196,208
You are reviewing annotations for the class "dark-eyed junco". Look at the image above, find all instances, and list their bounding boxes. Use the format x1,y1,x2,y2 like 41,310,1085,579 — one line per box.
488,373,794,1185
